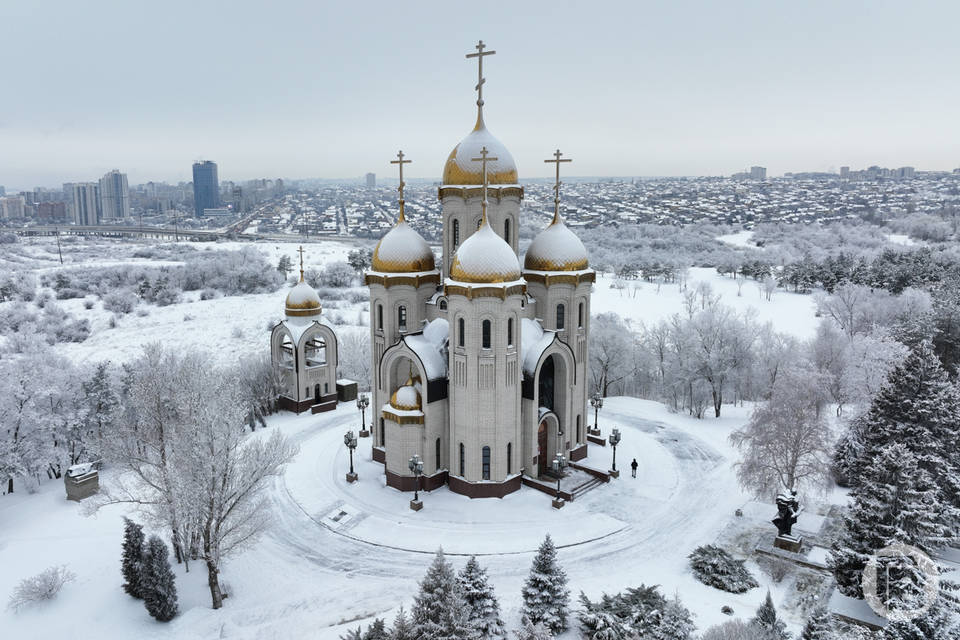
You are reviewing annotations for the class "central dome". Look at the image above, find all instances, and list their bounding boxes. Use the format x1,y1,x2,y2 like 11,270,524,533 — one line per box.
371,214,436,273
442,112,518,185
449,216,521,283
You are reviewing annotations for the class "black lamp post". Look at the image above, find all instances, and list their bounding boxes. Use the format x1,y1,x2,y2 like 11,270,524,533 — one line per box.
609,427,622,478
357,393,370,437
409,454,424,511
344,430,358,483
551,453,567,509
590,393,603,435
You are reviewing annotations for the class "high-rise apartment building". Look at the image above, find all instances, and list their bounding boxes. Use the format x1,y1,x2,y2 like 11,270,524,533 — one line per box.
0,196,26,219
192,160,220,217
840,166,850,179
99,169,131,220
750,166,767,180
366,172,376,187
70,182,101,225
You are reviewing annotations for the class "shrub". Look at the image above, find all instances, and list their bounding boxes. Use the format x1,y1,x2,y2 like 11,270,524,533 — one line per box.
688,545,759,593
83,298,95,310
322,261,356,288
103,290,138,314
7,566,76,611
700,620,764,640
199,288,217,300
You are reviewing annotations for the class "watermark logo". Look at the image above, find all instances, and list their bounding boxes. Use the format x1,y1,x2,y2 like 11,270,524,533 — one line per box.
862,543,940,622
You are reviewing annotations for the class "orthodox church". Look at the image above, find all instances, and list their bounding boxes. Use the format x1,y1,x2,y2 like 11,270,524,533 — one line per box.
365,42,595,498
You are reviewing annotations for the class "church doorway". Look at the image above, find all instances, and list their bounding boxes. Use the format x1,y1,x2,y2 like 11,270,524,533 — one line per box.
314,384,321,400
537,420,548,476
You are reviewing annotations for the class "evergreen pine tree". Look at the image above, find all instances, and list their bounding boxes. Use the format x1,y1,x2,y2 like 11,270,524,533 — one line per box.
411,549,477,640
80,361,119,460
121,517,146,599
389,606,415,640
521,535,570,635
458,556,506,638
751,591,789,640
829,444,953,597
655,595,696,640
340,628,362,640
799,606,834,640
847,341,960,532
363,618,389,640
513,616,554,640
141,535,179,622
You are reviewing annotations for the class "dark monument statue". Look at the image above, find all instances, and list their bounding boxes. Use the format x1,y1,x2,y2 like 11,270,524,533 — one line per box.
772,489,803,552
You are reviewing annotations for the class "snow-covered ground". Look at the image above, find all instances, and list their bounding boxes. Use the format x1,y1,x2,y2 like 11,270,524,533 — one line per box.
716,230,755,248
1,396,832,639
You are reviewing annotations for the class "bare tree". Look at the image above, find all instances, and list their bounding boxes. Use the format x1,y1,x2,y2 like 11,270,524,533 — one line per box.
337,330,372,391
589,313,637,396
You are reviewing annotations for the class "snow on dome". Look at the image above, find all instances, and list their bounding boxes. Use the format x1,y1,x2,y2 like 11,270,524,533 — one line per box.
442,113,518,185
524,215,589,272
285,280,322,317
371,217,436,273
390,382,421,411
449,217,521,283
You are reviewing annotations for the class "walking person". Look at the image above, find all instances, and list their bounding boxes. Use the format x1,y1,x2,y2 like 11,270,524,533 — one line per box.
630,458,638,478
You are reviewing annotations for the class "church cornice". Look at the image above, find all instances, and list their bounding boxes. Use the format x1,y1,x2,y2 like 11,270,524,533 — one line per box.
438,185,524,201
382,408,426,425
443,282,526,300
365,271,441,288
522,270,596,287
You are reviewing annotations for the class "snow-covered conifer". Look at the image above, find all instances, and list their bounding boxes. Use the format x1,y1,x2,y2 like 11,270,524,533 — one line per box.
751,591,789,640
411,548,477,640
656,595,696,640
458,556,505,638
78,361,119,460
121,517,146,599
363,618,389,640
340,628,362,640
799,606,834,640
389,606,415,640
513,616,554,640
141,535,178,622
521,535,570,634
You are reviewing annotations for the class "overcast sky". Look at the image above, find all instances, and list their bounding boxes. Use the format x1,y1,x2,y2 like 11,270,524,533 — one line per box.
2,0,958,189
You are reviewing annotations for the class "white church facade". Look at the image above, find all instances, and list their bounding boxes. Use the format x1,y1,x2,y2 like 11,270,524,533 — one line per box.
365,42,594,498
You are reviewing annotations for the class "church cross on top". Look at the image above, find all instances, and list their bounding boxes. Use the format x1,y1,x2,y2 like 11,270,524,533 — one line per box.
471,146,498,223
466,40,495,110
297,245,306,281
544,149,573,223
390,150,412,221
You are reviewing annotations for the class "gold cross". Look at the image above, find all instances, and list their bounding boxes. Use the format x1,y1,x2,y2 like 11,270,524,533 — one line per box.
297,245,306,281
465,40,496,109
544,149,573,223
390,150,412,221
471,146,498,225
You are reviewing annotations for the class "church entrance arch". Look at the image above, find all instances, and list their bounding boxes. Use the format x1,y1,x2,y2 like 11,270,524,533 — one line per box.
537,411,559,477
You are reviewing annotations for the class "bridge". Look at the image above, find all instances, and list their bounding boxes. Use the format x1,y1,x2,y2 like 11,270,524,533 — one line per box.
11,225,367,245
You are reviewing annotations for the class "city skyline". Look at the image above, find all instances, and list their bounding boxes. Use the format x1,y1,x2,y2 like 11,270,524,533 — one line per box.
3,0,959,188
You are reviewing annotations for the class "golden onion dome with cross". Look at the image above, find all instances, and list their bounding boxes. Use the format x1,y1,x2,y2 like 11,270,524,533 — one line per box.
524,213,589,272
371,150,437,273
442,112,518,185
285,247,323,317
450,214,522,283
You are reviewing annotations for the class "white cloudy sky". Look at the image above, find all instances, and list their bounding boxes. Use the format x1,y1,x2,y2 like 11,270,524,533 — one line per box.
2,0,958,188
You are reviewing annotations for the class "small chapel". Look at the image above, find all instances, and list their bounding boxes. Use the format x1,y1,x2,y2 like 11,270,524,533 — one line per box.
365,41,595,498
270,251,340,413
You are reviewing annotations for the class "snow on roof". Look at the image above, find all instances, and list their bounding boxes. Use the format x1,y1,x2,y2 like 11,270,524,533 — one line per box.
449,220,522,283
443,115,518,185
380,403,424,418
280,317,332,346
371,220,436,273
524,218,589,271
520,318,555,376
404,318,449,380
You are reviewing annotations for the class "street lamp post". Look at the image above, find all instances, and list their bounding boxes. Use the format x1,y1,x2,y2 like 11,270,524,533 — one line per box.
590,393,603,435
608,427,622,478
357,394,370,437
344,430,358,483
408,454,424,511
551,453,567,509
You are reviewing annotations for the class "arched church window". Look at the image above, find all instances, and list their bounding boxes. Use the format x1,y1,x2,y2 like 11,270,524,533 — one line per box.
305,336,326,367
476,218,482,230
482,446,491,480
556,303,565,330
458,317,465,347
377,304,383,331
482,320,491,349
439,299,447,310
398,305,407,331
459,443,465,476
504,218,511,244
453,219,460,249
578,302,584,327
507,317,514,346
436,438,441,471
507,443,512,475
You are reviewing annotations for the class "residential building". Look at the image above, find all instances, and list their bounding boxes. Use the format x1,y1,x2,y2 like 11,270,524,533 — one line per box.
192,160,220,217
70,182,101,225
99,169,131,220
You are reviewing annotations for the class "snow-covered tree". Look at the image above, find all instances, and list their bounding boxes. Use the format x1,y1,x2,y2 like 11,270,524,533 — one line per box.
277,254,293,278
411,549,477,640
458,556,505,638
513,616,553,640
730,365,833,497
235,354,283,430
121,517,146,599
590,312,638,397
389,606,415,640
799,606,834,640
751,591,789,640
363,618,389,640
78,361,120,460
688,545,759,593
341,628,363,640
521,535,570,634
655,595,696,640
701,619,764,640
141,535,178,622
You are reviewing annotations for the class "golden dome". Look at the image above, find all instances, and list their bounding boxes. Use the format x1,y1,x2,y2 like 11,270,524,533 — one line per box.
449,215,521,283
442,112,518,185
523,213,589,272
389,376,422,411
371,211,436,273
285,280,322,317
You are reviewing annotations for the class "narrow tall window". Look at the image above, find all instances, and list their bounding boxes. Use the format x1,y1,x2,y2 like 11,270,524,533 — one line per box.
578,302,584,327
459,443,465,476
556,303,565,330
458,317,465,347
380,418,385,444
453,219,460,248
507,443,512,475
398,305,407,331
377,304,383,330
436,437,441,471
439,299,447,310
576,416,581,443
482,446,491,480
482,319,491,349
504,218,511,244
507,317,514,346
